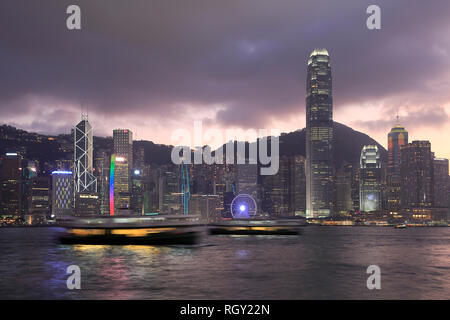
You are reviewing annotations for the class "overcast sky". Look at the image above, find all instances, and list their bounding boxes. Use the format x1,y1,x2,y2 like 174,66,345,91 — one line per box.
1,0,449,159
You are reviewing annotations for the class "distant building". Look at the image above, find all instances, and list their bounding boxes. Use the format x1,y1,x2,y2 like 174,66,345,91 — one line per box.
236,162,258,200
400,141,434,220
387,121,408,213
359,145,382,212
190,194,221,222
305,48,334,218
131,168,144,214
51,171,73,217
433,158,449,208
27,176,51,224
262,155,306,217
335,167,352,215
133,142,145,173
159,164,182,214
75,192,100,216
288,155,307,216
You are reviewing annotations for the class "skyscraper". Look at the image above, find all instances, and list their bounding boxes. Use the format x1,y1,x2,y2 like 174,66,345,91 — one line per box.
113,129,133,165
433,158,449,208
0,152,27,218
74,115,97,193
306,48,334,218
387,120,408,213
400,141,433,220
112,129,133,213
359,145,382,212
51,170,73,217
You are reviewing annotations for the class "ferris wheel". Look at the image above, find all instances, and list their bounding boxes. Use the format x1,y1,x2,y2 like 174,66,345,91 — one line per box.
231,194,257,219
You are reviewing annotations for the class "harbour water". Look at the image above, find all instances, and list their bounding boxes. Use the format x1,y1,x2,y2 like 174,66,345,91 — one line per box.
0,226,449,299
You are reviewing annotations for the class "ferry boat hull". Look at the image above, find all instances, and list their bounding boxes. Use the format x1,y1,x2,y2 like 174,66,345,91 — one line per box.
57,215,203,245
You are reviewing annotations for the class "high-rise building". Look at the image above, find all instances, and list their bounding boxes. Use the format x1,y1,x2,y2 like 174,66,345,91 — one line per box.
288,155,307,216
74,115,97,194
94,149,110,215
387,121,408,213
306,48,334,218
359,145,382,212
433,158,449,208
51,171,73,217
262,156,290,216
112,129,133,213
113,129,133,166
0,153,28,218
74,115,99,215
400,141,434,220
110,155,131,214
236,162,258,206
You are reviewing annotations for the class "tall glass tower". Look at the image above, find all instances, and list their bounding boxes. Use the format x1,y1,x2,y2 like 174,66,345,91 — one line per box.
360,145,382,212
306,48,334,218
74,114,97,194
387,119,408,213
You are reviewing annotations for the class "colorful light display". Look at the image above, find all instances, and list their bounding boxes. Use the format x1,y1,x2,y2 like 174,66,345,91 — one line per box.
109,154,115,216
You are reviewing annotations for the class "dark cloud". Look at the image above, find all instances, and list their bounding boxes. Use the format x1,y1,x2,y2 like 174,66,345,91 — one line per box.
351,105,450,133
0,0,449,134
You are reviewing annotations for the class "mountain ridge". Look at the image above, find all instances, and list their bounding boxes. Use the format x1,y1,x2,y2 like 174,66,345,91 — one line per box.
0,122,387,168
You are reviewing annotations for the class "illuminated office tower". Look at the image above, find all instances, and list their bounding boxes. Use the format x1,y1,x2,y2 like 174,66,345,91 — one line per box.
359,145,382,212
110,155,131,213
305,48,334,218
74,114,97,193
111,129,133,214
387,120,408,213
400,141,433,220
113,129,133,166
51,171,73,217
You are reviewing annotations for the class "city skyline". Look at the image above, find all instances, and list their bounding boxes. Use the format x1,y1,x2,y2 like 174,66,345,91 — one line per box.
1,1,449,160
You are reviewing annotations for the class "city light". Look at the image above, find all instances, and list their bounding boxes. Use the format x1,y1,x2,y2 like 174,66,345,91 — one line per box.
109,155,116,216
51,171,72,175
